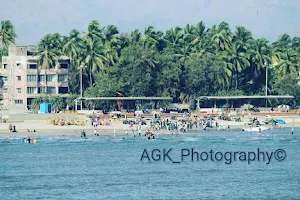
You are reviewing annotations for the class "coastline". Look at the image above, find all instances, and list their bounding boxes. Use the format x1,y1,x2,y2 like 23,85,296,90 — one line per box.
0,114,298,138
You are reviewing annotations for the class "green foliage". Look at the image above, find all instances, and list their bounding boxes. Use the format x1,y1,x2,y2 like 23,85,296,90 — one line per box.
0,20,17,49
18,19,300,107
274,75,300,106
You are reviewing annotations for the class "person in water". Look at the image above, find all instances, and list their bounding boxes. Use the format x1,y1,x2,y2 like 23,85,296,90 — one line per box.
27,137,32,143
80,130,86,138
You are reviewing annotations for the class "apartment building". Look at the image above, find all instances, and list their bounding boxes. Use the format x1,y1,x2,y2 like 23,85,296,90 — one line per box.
0,45,69,111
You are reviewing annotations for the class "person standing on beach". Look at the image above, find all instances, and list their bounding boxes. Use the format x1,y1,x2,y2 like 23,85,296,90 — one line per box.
8,124,12,132
12,125,17,132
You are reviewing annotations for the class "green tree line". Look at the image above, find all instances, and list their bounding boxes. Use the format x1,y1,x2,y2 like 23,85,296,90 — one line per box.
1,20,300,108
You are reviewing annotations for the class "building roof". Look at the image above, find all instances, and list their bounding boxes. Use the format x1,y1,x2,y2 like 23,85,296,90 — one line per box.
197,95,294,100
79,97,173,101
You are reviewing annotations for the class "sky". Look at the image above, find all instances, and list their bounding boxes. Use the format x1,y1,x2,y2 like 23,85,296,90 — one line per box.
1,0,300,45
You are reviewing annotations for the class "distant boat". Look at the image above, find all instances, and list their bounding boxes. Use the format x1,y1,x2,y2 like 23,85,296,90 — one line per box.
273,119,286,124
243,126,269,132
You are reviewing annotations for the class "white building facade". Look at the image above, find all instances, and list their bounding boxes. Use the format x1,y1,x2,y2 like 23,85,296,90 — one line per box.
0,46,70,111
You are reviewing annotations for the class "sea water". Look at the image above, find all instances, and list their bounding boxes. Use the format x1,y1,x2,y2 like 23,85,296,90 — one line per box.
0,128,299,200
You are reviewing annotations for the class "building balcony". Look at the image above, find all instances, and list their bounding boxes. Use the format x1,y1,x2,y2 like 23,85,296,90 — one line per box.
0,69,8,75
38,81,57,87
57,81,68,87
26,69,38,74
26,93,40,98
26,82,38,87
57,68,68,74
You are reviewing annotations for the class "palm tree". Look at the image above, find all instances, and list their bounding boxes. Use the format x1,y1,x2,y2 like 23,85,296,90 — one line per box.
249,38,271,70
35,34,62,94
127,29,142,45
103,25,122,66
221,42,250,90
0,20,17,49
248,38,271,89
174,41,195,63
63,29,83,60
83,21,107,85
211,22,233,51
232,26,253,52
49,95,65,112
277,48,299,80
164,26,183,47
272,33,291,52
210,59,232,89
183,24,195,43
143,26,164,50
192,21,206,45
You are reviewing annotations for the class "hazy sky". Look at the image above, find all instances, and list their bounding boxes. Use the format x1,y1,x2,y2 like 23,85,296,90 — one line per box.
1,0,300,45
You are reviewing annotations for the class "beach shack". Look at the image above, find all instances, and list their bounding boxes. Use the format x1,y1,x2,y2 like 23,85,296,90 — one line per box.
40,103,52,113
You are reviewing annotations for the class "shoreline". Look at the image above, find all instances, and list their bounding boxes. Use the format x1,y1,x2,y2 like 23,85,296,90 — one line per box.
0,114,298,138
0,123,296,139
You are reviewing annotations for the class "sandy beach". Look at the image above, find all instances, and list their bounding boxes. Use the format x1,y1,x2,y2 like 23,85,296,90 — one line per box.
0,113,299,138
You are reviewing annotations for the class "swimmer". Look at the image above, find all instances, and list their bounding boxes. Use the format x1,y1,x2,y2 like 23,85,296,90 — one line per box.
80,130,86,138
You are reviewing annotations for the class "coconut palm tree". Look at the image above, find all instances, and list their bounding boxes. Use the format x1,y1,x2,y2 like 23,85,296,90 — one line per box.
164,26,183,47
277,48,299,80
63,29,83,60
35,34,62,94
127,29,142,45
192,21,206,45
83,21,107,85
272,33,291,52
0,20,17,49
232,26,253,52
143,26,164,50
221,42,250,90
211,22,233,51
247,38,271,89
249,38,271,70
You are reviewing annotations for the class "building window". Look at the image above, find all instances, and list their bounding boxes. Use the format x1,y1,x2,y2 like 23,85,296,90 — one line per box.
46,75,55,82
17,76,21,81
60,63,68,69
17,63,21,67
58,87,68,94
58,74,68,82
38,75,45,82
27,51,34,56
28,64,37,69
39,87,46,94
48,87,56,94
3,87,8,93
17,88,21,93
27,75,37,82
14,99,23,104
3,64,7,69
27,87,36,94
3,77,7,81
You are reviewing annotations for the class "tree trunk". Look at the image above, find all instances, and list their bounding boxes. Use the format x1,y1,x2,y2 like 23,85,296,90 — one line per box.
45,70,48,95
89,70,93,86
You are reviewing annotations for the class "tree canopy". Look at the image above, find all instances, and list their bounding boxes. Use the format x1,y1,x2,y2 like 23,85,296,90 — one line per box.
2,20,300,107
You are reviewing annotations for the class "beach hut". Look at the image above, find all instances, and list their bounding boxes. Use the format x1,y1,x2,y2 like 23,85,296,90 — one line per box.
40,103,52,113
